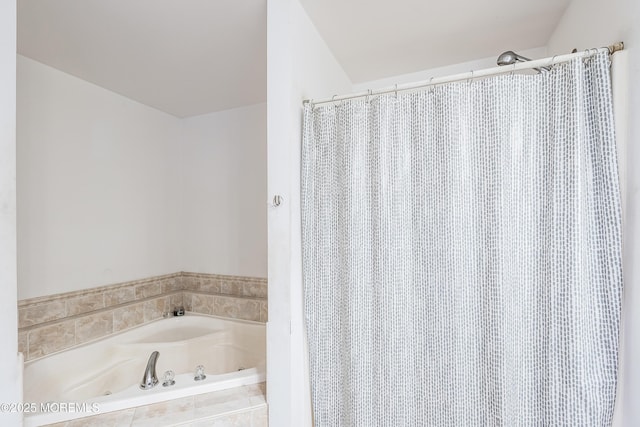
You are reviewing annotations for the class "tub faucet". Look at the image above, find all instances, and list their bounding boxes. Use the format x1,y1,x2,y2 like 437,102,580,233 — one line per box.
140,351,160,390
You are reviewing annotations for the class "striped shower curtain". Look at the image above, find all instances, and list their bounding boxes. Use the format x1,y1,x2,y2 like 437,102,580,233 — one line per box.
301,52,622,426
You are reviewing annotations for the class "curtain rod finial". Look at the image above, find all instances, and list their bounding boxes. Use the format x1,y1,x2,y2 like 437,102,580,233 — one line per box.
609,42,624,54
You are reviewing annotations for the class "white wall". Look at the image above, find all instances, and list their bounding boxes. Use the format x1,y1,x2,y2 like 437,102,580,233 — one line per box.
180,103,267,277
548,0,640,425
266,0,352,425
17,56,183,300
0,1,23,424
17,56,267,300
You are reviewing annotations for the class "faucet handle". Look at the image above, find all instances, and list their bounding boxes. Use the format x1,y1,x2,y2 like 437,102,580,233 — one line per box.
194,365,206,381
163,370,175,387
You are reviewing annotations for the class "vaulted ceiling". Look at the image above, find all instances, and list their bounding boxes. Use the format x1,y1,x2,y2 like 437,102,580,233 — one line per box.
298,0,571,82
18,0,267,117
18,0,571,117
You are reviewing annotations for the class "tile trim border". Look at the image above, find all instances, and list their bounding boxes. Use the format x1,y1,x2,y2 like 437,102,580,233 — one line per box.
18,272,267,361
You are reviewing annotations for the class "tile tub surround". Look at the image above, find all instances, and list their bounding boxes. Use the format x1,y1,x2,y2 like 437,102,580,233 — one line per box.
18,273,267,361
44,382,268,427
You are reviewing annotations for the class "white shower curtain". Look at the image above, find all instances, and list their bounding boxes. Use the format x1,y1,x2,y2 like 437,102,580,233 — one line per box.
301,52,622,426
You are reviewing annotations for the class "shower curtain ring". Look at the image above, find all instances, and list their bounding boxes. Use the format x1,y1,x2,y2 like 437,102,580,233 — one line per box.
366,89,372,103
394,84,398,98
583,48,596,64
468,70,474,84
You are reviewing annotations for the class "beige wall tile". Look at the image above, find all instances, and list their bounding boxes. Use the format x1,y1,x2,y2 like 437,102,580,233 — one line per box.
169,293,184,312
220,280,243,297
28,320,75,359
246,382,266,403
103,287,136,307
259,300,268,323
19,299,66,328
18,273,267,354
61,408,136,427
135,282,164,299
194,386,252,419
66,293,105,316
189,275,222,294
131,396,194,426
75,312,113,344
210,276,267,298
18,331,27,355
143,297,168,322
163,275,183,292
191,294,214,315
203,411,254,427
181,274,197,291
212,296,261,322
113,303,144,332
251,406,269,427
242,280,267,299
183,292,193,311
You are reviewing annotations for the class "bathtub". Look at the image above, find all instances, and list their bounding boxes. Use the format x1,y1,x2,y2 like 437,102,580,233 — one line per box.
23,313,266,426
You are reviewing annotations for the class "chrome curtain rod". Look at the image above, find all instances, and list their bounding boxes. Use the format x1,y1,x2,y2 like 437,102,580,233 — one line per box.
303,42,624,107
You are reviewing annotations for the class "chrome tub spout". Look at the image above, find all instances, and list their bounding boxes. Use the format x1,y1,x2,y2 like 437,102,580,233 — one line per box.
140,351,160,390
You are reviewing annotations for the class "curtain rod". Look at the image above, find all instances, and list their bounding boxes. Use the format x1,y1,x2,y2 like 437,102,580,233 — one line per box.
303,42,624,107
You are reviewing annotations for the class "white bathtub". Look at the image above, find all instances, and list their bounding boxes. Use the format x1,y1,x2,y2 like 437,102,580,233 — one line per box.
23,313,266,426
